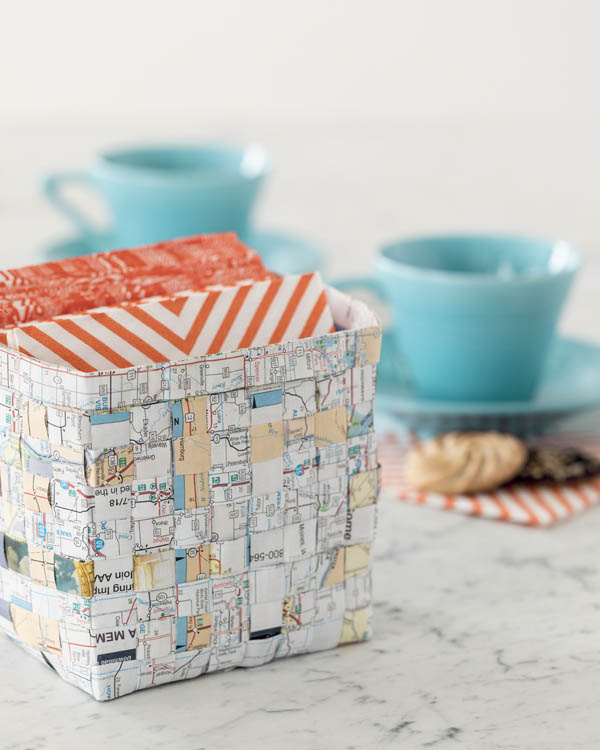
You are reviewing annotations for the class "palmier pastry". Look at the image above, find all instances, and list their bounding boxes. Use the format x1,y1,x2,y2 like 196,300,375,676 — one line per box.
405,431,527,494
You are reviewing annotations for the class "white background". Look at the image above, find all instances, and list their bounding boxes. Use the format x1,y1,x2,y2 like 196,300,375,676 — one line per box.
2,0,600,338
4,0,599,124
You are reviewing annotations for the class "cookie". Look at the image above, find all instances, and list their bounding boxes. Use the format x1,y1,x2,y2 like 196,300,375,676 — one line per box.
405,431,527,495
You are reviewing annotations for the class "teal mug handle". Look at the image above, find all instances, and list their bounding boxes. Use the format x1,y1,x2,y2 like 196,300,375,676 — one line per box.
42,171,100,242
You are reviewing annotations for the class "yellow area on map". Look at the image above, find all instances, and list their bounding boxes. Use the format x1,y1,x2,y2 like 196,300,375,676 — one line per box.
134,550,174,590
186,613,211,650
23,472,52,514
74,560,95,598
355,326,382,366
28,545,55,587
23,400,48,441
39,615,62,653
344,543,371,579
10,605,61,653
52,443,85,464
0,432,21,471
184,545,211,581
182,472,210,509
209,545,235,576
315,406,347,447
340,607,370,644
173,435,210,476
322,548,345,588
285,414,315,443
177,396,208,436
86,445,134,486
349,470,377,509
10,604,42,648
250,421,284,462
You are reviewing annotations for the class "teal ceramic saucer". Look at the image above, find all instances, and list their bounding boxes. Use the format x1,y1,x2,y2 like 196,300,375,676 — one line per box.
240,229,325,275
40,228,325,276
376,335,600,434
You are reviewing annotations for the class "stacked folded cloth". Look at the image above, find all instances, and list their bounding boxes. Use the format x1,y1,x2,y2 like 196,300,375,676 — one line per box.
0,233,382,700
2,232,335,370
0,233,273,328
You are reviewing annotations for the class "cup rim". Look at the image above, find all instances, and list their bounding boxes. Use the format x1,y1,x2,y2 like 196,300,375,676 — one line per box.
375,232,581,286
92,142,271,185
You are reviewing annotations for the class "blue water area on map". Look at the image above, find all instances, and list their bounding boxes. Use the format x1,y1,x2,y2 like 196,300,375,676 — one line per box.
251,389,282,408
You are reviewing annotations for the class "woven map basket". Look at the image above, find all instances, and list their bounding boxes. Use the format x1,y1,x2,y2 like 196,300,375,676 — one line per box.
0,285,381,700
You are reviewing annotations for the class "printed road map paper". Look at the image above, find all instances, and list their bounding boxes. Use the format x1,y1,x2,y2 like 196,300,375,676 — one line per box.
0,284,382,700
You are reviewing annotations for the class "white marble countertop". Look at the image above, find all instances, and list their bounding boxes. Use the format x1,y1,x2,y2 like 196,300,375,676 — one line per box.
2,121,600,749
2,495,600,750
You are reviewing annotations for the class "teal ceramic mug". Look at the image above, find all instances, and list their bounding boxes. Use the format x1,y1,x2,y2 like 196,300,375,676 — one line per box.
339,234,580,402
42,143,271,252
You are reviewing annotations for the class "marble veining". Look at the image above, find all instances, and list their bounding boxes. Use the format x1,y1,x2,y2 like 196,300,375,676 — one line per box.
2,492,600,749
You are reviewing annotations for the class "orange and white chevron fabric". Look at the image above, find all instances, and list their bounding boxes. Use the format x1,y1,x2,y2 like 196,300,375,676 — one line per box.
8,272,335,372
379,429,600,526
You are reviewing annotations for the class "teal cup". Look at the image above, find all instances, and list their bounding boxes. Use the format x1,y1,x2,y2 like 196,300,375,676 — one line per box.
42,143,271,252
369,234,580,401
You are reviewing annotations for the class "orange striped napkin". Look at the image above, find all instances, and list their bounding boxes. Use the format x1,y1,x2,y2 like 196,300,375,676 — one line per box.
8,272,334,372
379,430,600,526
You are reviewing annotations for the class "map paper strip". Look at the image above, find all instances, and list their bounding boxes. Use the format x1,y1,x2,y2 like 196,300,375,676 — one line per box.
0,281,381,700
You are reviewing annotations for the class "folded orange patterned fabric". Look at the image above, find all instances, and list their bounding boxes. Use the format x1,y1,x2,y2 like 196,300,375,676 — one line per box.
3,234,335,371
0,233,275,330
